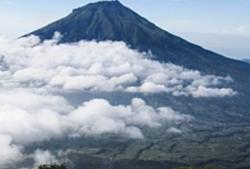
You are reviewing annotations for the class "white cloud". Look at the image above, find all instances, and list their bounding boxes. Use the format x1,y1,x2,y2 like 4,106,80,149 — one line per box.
33,150,59,167
211,25,250,36
237,25,247,33
0,34,235,97
187,86,236,98
0,89,191,168
67,98,192,138
167,127,182,134
0,34,236,167
0,135,22,167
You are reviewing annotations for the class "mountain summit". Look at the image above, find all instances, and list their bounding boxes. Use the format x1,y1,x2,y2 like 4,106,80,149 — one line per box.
27,1,250,78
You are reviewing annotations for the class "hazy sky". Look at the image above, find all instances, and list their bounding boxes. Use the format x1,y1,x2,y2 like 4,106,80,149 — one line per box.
0,0,249,59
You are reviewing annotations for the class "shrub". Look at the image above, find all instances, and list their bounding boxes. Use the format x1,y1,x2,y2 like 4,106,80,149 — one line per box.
175,166,217,169
175,167,196,169
38,164,67,169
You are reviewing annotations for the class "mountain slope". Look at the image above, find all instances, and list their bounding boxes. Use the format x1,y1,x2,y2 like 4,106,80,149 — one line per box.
242,58,250,64
26,1,250,79
18,2,250,169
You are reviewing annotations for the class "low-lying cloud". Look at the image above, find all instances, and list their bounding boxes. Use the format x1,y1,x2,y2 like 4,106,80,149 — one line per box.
32,150,59,168
0,34,236,168
0,135,22,168
0,89,192,168
0,34,235,97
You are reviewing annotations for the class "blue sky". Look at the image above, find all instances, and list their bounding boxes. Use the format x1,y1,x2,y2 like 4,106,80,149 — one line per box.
0,0,249,59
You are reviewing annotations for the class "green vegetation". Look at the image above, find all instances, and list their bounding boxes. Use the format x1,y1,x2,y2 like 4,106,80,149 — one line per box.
37,165,218,169
38,164,67,169
175,166,217,169
175,167,196,169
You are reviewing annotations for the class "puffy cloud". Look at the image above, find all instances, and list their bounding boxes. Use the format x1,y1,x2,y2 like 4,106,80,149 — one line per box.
0,34,235,97
0,34,236,167
33,150,59,167
0,89,191,141
0,89,73,144
67,98,192,138
186,86,236,98
0,89,71,168
167,127,183,134
0,89,191,168
127,82,168,93
0,135,22,167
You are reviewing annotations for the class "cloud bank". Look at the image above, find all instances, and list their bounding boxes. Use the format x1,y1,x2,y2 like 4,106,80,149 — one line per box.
0,89,192,168
0,34,235,97
32,150,59,168
0,34,236,168
0,135,22,167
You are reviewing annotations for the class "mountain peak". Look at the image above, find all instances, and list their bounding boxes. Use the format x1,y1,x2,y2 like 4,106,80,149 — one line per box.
87,0,122,6
73,0,123,12
28,0,157,45
27,1,250,77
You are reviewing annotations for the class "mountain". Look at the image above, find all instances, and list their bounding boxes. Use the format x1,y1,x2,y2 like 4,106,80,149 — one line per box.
22,2,250,169
242,58,250,64
26,1,250,80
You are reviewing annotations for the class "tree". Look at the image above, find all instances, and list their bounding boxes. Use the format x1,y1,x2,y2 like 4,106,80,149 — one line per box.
174,167,217,169
174,167,196,169
38,164,67,169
